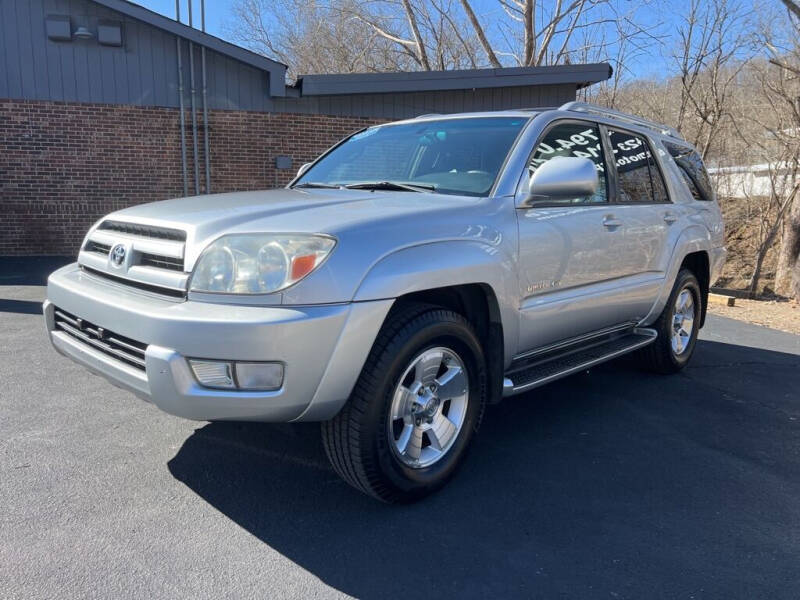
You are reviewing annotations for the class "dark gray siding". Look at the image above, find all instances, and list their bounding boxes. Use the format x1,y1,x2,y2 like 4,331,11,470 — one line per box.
0,0,579,116
0,0,271,110
272,83,576,119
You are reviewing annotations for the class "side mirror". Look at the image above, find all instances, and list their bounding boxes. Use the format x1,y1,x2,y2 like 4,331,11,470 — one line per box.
297,162,312,178
519,156,599,207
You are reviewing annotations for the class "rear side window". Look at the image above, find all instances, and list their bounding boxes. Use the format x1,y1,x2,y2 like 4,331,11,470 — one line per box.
665,141,714,201
676,167,704,200
528,121,608,204
608,129,669,203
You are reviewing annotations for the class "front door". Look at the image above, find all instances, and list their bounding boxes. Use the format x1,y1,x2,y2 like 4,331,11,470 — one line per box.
516,119,646,353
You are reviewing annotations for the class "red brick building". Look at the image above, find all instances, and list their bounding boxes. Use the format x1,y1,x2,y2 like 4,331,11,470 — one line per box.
0,0,611,255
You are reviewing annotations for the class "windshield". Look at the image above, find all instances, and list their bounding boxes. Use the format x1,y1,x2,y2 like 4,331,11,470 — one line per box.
293,117,528,197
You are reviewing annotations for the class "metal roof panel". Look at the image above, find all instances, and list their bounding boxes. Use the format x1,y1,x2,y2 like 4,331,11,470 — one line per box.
296,63,612,96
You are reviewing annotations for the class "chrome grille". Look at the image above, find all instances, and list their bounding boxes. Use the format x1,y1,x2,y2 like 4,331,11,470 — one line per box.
139,252,184,272
97,220,186,242
78,219,189,298
54,307,147,371
84,240,111,256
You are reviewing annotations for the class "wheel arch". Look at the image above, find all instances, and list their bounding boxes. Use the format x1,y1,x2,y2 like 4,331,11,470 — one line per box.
680,250,710,327
390,283,506,405
642,225,713,328
353,240,519,366
353,241,519,405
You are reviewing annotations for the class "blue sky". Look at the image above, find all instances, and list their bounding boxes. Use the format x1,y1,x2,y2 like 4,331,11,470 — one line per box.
133,0,229,35
128,0,722,80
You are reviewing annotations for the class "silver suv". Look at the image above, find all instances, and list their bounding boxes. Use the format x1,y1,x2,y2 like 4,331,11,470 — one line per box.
45,102,726,502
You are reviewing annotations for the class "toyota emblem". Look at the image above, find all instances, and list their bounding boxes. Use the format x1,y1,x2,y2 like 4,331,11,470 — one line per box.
110,244,127,267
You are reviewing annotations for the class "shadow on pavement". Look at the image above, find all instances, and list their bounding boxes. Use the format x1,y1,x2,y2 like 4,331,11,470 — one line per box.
168,340,800,599
0,256,72,286
0,299,43,315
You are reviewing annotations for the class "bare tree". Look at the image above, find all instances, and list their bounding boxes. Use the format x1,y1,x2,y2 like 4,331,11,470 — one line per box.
721,135,800,295
761,0,800,298
485,0,657,67
228,0,656,76
459,0,502,67
581,9,664,107
669,0,756,159
226,0,413,80
719,52,799,295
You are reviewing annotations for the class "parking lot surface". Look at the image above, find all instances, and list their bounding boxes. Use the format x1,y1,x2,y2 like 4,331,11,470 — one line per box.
2,259,800,599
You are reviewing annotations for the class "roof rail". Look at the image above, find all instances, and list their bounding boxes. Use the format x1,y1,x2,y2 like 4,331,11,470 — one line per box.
518,106,558,112
558,101,681,139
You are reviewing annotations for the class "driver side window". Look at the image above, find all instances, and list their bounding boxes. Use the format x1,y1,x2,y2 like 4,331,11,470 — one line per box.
527,122,608,204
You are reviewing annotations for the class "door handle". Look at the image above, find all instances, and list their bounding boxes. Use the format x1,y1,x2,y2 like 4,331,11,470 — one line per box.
664,211,678,224
602,215,622,229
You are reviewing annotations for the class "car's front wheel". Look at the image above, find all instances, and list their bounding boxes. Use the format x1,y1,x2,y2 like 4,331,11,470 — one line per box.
321,303,487,503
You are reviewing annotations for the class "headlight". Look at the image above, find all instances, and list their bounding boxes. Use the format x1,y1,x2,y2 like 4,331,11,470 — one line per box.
190,234,336,294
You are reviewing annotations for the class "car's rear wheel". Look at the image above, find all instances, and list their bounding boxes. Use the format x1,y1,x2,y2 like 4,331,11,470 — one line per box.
321,303,486,503
637,268,702,373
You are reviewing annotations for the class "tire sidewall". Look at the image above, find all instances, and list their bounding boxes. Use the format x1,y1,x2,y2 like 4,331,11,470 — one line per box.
663,271,702,368
365,314,486,498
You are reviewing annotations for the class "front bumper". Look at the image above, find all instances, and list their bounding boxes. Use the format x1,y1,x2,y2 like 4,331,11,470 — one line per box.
45,264,392,422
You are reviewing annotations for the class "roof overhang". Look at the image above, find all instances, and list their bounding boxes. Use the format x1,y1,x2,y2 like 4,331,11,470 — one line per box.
91,0,288,96
295,63,612,97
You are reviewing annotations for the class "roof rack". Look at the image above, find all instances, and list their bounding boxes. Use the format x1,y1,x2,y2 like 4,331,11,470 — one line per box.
558,101,681,139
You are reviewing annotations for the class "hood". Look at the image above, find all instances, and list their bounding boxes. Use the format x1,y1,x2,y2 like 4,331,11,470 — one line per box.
110,188,372,233
109,188,480,232
103,187,484,265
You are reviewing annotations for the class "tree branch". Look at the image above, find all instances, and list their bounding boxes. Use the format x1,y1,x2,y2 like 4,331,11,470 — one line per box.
400,0,432,70
459,0,502,67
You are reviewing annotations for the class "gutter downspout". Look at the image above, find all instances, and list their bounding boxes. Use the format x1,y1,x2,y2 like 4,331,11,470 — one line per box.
188,1,200,195
175,1,188,196
201,0,211,194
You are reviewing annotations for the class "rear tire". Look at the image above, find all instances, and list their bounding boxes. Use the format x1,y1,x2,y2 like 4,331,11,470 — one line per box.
321,303,487,503
637,268,702,374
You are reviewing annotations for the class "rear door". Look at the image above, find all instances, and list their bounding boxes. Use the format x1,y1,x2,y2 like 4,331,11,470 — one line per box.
602,127,674,298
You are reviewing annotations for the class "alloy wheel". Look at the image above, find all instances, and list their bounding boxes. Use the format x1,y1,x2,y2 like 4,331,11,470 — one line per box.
671,288,696,355
388,346,469,468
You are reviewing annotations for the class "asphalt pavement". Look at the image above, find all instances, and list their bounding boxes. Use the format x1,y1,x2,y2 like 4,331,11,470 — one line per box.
2,258,800,599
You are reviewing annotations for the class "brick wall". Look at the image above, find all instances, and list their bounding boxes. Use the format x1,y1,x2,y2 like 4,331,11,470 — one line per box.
0,99,381,255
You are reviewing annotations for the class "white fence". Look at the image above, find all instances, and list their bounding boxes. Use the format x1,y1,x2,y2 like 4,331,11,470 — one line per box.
708,162,797,199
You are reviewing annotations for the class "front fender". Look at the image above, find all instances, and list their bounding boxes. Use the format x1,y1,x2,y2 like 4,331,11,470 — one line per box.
353,241,520,366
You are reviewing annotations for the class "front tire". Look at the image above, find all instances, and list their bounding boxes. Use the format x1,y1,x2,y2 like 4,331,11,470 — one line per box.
637,268,702,374
321,303,487,503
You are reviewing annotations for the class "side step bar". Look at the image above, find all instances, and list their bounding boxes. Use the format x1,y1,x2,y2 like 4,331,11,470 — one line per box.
503,328,657,397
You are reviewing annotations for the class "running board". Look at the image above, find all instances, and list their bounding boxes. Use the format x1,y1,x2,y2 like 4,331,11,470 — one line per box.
502,328,657,397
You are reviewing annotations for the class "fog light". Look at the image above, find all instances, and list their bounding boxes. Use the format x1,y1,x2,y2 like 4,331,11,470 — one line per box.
235,362,284,391
189,360,235,389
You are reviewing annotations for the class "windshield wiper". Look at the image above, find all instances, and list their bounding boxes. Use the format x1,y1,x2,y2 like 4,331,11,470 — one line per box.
293,182,341,189
344,181,436,193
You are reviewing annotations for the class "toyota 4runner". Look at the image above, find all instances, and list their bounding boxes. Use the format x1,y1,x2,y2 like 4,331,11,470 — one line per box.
45,102,726,502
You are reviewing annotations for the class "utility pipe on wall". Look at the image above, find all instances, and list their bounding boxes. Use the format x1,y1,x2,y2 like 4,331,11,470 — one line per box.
201,0,211,194
188,1,200,195
175,0,188,196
